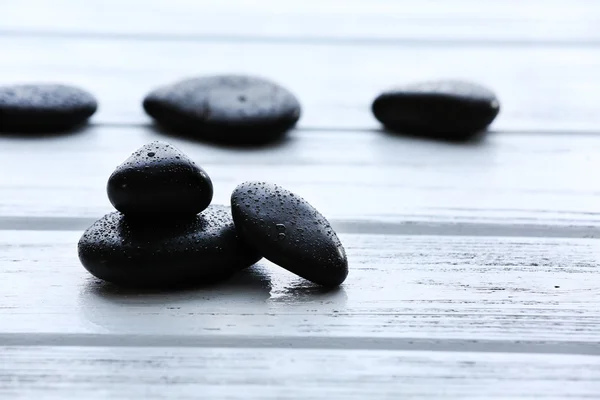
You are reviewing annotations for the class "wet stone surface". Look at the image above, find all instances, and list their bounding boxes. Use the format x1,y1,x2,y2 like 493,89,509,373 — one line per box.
143,75,301,145
77,205,262,288
0,84,97,133
372,80,500,140
107,141,213,216
231,181,348,287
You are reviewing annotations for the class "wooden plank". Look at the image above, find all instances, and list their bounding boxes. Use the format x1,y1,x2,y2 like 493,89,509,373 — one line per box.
0,2,597,396
0,127,599,225
0,230,599,342
1,346,599,399
0,38,598,130
1,0,599,43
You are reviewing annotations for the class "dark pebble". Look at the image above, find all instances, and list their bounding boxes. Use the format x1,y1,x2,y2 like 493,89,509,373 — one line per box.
231,181,348,287
0,84,97,133
143,75,301,145
372,80,500,140
77,205,262,288
107,141,213,216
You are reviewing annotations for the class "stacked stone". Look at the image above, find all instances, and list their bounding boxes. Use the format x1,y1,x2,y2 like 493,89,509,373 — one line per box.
77,141,261,288
77,141,348,288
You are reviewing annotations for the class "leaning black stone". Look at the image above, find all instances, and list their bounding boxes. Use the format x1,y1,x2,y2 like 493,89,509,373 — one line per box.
231,181,348,287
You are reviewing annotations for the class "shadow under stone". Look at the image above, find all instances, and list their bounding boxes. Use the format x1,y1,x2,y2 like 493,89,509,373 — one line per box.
82,261,272,299
148,122,294,150
379,126,489,146
78,265,273,331
0,123,92,138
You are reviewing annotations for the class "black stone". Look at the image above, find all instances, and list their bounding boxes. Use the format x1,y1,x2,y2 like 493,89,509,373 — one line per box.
107,141,213,216
372,80,500,140
77,205,262,288
0,84,97,133
143,75,301,145
231,181,348,287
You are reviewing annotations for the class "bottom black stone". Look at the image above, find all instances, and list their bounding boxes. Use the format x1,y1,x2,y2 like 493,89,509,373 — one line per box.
77,205,262,288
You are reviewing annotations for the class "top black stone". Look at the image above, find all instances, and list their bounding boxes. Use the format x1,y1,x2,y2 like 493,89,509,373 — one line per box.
107,141,213,216
372,80,500,139
0,84,97,133
143,75,301,144
231,181,348,287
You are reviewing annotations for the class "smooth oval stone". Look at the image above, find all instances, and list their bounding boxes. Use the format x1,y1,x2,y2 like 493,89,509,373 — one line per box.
143,75,301,145
107,141,213,216
372,80,500,139
231,181,348,287
0,84,97,133
77,205,262,287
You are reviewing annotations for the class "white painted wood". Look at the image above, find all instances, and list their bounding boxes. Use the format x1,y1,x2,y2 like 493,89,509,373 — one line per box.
0,0,599,396
1,0,599,43
0,127,600,226
0,38,598,130
1,347,599,399
0,230,598,342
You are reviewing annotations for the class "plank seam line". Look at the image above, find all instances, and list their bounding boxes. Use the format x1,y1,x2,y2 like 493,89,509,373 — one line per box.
87,123,600,135
1,334,599,355
1,29,599,47
0,216,598,239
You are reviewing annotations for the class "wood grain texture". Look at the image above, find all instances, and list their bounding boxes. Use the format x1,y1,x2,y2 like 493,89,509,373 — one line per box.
1,0,599,43
0,38,599,130
1,347,600,399
0,230,598,344
0,1,599,397
0,127,600,227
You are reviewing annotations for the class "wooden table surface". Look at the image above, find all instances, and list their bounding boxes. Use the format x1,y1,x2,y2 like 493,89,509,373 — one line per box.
1,1,600,398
